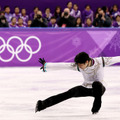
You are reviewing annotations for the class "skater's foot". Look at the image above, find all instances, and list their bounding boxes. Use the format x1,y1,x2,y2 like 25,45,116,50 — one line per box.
35,100,45,113
91,97,101,114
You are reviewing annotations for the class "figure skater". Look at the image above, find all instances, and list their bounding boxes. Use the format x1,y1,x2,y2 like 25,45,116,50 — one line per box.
35,52,120,114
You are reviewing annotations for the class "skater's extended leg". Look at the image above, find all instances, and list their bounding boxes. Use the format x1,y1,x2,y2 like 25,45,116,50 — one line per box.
35,85,93,112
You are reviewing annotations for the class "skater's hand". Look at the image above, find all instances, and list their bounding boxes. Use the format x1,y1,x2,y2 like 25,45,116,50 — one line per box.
38,58,46,65
38,58,46,72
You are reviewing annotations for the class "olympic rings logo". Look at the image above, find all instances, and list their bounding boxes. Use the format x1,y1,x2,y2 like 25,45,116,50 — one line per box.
0,36,41,62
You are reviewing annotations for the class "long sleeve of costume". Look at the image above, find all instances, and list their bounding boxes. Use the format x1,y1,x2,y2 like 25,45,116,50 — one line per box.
103,56,120,66
44,62,78,71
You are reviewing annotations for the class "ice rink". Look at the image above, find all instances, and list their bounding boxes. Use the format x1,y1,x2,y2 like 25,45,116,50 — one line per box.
0,65,120,120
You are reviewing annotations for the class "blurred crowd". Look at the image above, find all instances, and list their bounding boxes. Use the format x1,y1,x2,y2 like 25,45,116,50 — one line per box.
0,2,120,28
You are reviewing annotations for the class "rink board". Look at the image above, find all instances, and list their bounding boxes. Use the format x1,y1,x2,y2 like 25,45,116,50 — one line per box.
0,28,120,66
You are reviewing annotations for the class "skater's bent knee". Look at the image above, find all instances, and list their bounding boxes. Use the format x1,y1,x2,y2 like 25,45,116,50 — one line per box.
92,81,102,88
92,81,106,97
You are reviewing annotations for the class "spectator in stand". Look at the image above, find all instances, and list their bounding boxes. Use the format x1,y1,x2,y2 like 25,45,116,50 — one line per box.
4,6,12,23
43,8,52,22
9,17,18,28
30,10,48,27
67,1,73,12
84,18,93,27
20,8,29,25
93,9,111,27
82,5,94,23
95,7,102,18
48,16,58,28
27,20,32,27
17,18,26,28
70,4,81,18
110,5,120,21
13,6,21,21
53,6,62,22
112,15,120,27
102,6,110,17
0,11,5,16
29,7,39,20
57,8,75,27
74,17,82,27
0,15,8,27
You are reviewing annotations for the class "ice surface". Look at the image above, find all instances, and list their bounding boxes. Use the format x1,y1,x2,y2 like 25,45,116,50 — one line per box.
0,65,120,120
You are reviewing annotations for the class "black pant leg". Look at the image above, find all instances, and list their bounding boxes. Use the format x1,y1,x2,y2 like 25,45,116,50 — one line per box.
92,81,106,97
42,85,93,109
91,81,106,113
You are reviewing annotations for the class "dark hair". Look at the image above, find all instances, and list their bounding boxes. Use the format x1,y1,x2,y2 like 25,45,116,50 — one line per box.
86,18,91,21
45,7,51,11
55,6,61,10
102,6,107,13
67,1,72,6
74,52,91,64
73,3,78,8
33,6,39,10
85,5,91,9
21,8,26,10
14,6,19,9
50,16,56,19
4,6,10,10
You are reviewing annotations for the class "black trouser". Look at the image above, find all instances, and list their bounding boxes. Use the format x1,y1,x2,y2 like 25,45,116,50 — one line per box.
42,81,106,109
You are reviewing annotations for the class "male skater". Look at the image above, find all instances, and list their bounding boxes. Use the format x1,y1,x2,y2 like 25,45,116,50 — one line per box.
35,52,120,114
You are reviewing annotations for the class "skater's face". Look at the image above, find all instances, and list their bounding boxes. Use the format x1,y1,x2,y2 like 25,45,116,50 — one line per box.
77,61,89,70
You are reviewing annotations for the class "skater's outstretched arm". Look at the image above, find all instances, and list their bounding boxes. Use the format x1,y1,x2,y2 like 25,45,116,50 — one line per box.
38,58,78,72
103,56,120,66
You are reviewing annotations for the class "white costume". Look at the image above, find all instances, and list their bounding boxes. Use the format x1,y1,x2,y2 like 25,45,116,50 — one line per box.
44,56,120,88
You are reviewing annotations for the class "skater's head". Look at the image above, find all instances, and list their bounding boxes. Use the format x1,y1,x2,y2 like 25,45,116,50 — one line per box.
74,52,91,69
